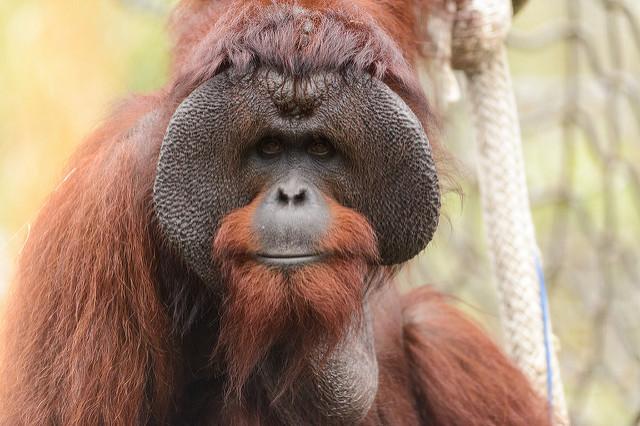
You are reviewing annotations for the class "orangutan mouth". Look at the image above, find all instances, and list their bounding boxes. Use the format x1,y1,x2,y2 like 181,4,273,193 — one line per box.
254,253,325,267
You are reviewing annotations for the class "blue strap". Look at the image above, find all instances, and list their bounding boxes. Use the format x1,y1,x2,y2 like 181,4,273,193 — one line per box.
535,255,554,417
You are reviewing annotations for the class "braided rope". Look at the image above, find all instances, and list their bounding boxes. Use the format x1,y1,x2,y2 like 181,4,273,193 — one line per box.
466,48,569,425
423,1,569,423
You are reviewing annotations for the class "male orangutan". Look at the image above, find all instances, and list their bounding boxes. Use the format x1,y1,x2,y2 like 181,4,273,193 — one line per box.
0,1,549,425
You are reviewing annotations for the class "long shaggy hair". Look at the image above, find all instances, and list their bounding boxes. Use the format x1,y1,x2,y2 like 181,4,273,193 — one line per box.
213,195,379,399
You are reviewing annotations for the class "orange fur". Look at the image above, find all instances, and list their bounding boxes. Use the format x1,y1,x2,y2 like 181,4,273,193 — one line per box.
0,97,175,425
401,288,551,425
213,195,379,400
362,286,551,426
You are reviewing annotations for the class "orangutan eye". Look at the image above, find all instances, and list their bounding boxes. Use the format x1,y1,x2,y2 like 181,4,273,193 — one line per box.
258,138,283,158
307,138,334,158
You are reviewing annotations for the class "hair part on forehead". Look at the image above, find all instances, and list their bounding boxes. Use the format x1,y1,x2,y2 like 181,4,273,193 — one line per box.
168,1,424,100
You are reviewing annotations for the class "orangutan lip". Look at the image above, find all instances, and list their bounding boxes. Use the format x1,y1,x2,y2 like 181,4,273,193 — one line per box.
255,254,324,266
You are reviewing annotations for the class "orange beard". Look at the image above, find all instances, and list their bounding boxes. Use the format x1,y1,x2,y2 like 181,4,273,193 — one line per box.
212,196,378,398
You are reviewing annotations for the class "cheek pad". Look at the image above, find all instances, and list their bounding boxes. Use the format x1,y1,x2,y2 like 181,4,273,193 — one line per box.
153,70,440,285
153,74,251,284
324,77,440,264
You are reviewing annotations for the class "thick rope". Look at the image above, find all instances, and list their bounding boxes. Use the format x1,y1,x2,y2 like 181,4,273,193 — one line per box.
466,47,569,425
423,1,569,423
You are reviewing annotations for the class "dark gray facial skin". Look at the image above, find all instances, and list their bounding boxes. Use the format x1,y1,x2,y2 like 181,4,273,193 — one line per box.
153,67,440,285
152,67,440,424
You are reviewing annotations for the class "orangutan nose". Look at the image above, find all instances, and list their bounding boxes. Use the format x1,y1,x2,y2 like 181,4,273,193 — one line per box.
253,174,330,265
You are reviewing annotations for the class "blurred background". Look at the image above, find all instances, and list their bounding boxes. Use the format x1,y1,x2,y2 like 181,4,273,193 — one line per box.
0,0,638,425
